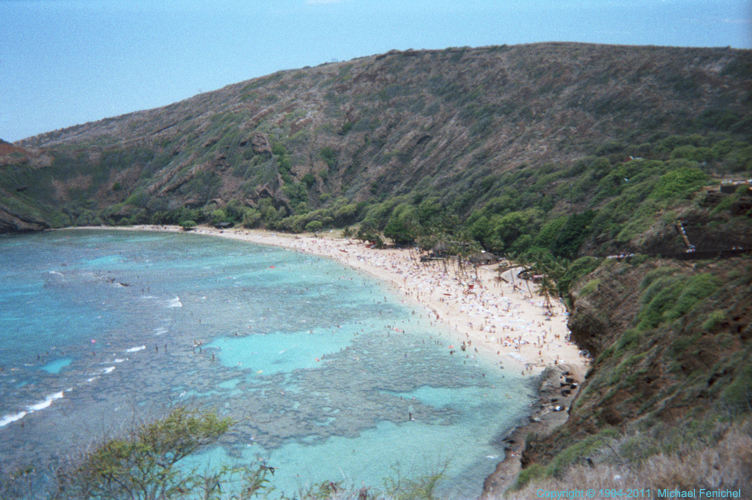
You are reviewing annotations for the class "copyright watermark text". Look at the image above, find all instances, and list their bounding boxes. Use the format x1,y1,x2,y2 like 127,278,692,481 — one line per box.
535,488,743,498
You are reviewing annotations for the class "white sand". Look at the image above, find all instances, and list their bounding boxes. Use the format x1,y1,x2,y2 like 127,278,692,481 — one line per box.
114,225,589,378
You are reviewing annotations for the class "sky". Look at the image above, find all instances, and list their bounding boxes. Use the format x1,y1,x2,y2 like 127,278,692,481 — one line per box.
1,0,750,142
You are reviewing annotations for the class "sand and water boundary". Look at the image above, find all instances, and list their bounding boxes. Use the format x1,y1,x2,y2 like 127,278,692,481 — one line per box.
69,224,590,495
108,225,589,376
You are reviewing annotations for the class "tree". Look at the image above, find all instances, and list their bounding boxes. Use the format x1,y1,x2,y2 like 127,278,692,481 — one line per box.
552,211,596,259
512,252,534,297
53,407,236,500
210,209,229,227
537,274,558,314
305,220,323,234
534,257,567,314
301,172,316,188
384,203,420,245
491,211,528,251
356,221,382,244
180,220,197,231
241,208,262,228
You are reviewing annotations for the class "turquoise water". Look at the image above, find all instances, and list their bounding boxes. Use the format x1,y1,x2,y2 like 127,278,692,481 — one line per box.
40,358,72,374
0,229,535,498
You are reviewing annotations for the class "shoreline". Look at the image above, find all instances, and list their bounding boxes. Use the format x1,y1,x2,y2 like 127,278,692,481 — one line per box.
481,363,584,498
72,224,588,377
65,224,589,496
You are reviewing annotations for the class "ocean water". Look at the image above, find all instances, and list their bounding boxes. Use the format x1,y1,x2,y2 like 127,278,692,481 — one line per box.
0,229,535,498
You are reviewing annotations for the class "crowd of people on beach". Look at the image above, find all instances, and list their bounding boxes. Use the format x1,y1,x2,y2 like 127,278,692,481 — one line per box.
280,234,585,376
132,225,588,377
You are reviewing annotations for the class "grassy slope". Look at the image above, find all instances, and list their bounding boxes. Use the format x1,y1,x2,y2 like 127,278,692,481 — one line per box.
508,256,752,496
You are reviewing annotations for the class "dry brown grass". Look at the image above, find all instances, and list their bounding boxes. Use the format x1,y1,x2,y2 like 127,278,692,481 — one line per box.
51,174,92,202
501,421,752,499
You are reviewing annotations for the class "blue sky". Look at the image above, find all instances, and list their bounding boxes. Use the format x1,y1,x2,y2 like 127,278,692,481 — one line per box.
1,0,750,142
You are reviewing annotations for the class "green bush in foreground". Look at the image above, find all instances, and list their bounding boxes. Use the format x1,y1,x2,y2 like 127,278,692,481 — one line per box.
0,406,451,500
52,407,241,500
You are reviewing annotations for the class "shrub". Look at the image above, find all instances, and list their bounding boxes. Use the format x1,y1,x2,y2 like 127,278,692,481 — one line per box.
557,257,601,296
637,274,684,330
549,431,617,478
320,147,337,168
282,182,308,208
356,223,378,242
667,333,698,357
334,203,359,226
533,216,568,249
616,328,643,351
241,209,262,228
210,209,229,227
640,267,678,291
702,310,726,332
53,408,235,500
553,211,597,259
506,421,752,500
579,279,600,297
664,273,720,322
124,189,149,208
305,220,323,233
637,272,719,331
649,166,708,200
489,208,544,253
513,463,547,490
723,365,752,412
301,172,316,188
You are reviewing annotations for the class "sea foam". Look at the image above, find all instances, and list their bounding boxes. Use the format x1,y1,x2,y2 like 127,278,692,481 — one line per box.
0,411,28,427
27,391,65,411
166,296,182,308
0,390,66,427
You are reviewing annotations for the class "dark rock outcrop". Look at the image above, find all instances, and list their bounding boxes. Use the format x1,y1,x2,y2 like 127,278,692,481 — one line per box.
0,205,50,233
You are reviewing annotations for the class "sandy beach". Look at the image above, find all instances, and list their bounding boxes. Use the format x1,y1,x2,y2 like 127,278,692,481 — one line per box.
113,225,589,379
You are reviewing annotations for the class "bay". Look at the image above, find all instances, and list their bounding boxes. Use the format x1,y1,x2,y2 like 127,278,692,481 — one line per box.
0,229,534,498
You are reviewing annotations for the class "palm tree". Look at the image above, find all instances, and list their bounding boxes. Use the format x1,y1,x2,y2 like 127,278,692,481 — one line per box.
494,262,512,290
504,252,518,288
535,257,569,314
505,251,532,291
537,273,558,314
514,253,535,297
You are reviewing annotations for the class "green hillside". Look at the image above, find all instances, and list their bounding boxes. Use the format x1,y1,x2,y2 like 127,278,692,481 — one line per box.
3,43,751,255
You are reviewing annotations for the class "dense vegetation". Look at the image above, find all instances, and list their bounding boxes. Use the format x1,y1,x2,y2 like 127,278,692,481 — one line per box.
4,129,751,257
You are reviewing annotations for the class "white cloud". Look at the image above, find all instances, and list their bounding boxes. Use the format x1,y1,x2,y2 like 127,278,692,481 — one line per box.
721,17,752,25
